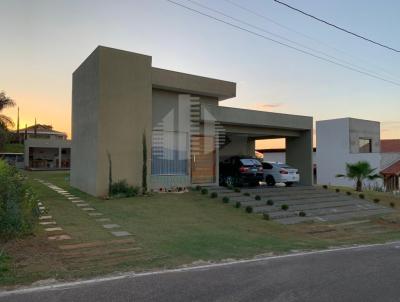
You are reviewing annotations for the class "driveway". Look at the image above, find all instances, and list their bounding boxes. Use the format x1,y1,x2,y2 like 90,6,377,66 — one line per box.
1,241,400,302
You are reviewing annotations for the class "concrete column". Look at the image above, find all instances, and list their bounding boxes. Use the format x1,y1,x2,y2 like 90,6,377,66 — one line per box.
58,148,62,169
286,129,313,186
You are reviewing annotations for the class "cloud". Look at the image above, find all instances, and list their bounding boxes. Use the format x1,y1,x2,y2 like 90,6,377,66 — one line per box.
253,103,284,111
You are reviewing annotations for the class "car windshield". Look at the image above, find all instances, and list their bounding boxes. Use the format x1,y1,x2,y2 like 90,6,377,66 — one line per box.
240,159,261,166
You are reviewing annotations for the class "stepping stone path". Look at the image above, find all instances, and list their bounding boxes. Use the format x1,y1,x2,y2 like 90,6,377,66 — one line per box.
202,185,393,225
76,203,90,207
45,227,63,232
39,215,52,220
48,234,72,241
96,218,111,222
88,212,103,216
36,179,135,241
111,231,132,237
103,224,120,229
82,207,96,211
39,221,57,225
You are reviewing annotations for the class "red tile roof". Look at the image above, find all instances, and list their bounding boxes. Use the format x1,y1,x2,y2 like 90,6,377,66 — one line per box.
381,160,400,176
381,139,400,153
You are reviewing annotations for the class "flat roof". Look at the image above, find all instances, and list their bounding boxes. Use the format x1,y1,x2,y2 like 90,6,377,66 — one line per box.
152,68,236,101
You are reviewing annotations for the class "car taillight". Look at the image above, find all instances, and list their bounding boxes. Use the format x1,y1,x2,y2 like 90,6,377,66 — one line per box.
239,166,249,173
280,169,288,174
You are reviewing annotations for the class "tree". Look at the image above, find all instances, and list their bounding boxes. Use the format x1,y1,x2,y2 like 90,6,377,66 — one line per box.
0,91,16,150
336,161,381,192
0,91,16,129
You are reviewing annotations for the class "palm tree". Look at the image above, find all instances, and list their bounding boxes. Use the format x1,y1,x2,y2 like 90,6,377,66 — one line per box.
336,161,381,192
0,91,16,129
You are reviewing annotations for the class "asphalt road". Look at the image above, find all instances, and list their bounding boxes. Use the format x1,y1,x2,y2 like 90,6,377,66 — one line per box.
1,242,400,302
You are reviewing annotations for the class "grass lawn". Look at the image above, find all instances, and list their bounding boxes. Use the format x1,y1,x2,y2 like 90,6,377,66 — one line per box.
2,171,400,288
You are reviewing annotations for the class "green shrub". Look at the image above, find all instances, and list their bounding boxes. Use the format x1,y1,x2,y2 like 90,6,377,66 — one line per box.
210,192,218,198
390,202,395,208
266,199,274,206
201,188,208,195
373,198,380,203
234,188,241,193
255,195,261,201
245,206,253,213
0,160,39,240
263,213,270,220
335,188,340,193
0,250,10,274
322,185,328,189
235,201,241,208
299,211,306,217
222,196,230,203
359,193,365,199
243,192,250,196
346,191,352,196
195,185,201,191
281,204,289,211
110,180,139,198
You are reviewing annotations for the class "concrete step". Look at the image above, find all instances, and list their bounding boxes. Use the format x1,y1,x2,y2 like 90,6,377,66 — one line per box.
250,191,338,199
253,200,381,214
260,204,389,219
274,208,392,225
228,193,340,201
242,186,316,192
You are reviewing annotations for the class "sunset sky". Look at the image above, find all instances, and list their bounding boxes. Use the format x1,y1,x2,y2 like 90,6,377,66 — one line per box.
1,0,399,149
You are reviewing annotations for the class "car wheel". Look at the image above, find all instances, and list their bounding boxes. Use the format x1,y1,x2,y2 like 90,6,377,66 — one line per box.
225,176,235,187
286,182,293,187
250,181,259,187
266,175,276,186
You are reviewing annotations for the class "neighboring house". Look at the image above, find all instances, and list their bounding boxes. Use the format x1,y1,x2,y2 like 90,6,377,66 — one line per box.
71,46,314,196
9,124,71,170
316,118,383,189
0,153,24,169
380,139,400,191
25,137,71,170
11,124,67,141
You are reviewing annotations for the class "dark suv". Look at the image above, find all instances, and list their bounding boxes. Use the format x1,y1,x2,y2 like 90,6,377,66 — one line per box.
219,156,263,187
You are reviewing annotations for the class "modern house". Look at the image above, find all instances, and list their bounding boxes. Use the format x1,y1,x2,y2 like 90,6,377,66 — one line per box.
380,139,400,191
316,118,383,189
12,124,72,170
12,124,67,141
25,137,71,170
71,46,313,197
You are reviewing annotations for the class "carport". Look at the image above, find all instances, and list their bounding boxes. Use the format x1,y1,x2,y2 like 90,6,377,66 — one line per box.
205,106,314,186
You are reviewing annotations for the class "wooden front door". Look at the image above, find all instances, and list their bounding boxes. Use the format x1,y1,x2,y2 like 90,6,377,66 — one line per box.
191,135,216,184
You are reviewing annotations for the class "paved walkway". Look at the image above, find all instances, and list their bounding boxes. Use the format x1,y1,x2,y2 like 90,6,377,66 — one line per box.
35,179,132,237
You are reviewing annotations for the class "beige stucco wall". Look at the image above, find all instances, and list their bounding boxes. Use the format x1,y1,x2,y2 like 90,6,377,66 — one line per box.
349,118,380,154
71,46,152,196
219,135,255,159
71,49,100,195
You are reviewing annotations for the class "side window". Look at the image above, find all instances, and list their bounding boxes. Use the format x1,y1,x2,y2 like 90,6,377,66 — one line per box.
359,138,372,153
263,163,273,169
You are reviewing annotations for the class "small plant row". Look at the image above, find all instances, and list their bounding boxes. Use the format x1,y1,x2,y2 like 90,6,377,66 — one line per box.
199,188,311,220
